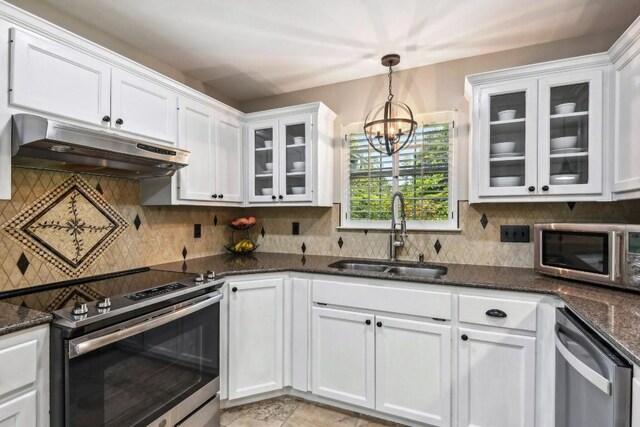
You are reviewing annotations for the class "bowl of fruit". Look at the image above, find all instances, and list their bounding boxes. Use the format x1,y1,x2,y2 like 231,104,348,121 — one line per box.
225,216,259,254
225,239,259,255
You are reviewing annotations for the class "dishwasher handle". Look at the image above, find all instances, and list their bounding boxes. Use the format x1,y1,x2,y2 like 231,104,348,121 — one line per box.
555,325,612,395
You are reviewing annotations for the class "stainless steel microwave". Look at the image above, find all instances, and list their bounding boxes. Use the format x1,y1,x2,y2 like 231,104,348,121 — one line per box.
534,223,640,290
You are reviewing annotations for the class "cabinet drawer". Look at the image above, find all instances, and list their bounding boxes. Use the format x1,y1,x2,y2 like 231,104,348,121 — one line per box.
312,280,452,320
0,340,37,397
459,295,537,331
0,390,37,426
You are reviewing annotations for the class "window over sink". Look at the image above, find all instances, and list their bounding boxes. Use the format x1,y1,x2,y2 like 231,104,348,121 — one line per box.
342,110,457,230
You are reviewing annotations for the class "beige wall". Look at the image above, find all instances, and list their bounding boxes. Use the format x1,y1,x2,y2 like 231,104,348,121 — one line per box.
240,31,621,200
5,0,241,109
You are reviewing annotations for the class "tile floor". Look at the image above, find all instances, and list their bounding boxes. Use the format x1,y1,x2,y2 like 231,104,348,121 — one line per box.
220,396,406,427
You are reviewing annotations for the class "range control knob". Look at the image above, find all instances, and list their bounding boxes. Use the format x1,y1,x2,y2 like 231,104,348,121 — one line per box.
206,270,215,280
194,274,204,283
96,298,111,309
72,302,88,316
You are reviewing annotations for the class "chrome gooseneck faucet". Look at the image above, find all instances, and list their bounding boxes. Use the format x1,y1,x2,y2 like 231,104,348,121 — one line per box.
389,192,408,261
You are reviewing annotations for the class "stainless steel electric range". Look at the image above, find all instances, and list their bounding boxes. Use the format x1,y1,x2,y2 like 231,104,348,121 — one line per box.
2,267,224,427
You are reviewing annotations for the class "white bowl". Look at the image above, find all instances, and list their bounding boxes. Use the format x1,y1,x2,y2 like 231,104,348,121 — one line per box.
291,186,305,194
490,142,517,154
490,176,523,187
497,110,516,121
261,188,273,196
265,162,273,172
292,161,305,170
263,140,273,148
550,174,579,185
554,103,576,114
293,136,305,145
550,136,578,150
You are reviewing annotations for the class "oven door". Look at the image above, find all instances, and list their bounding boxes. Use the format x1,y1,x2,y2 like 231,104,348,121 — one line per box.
64,292,221,427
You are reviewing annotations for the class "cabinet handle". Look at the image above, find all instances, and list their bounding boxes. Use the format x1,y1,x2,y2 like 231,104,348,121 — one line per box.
115,118,124,125
376,321,383,327
279,195,284,200
212,194,218,199
365,319,371,325
528,186,535,192
461,334,468,341
102,115,111,123
271,195,276,200
219,194,223,199
542,185,549,191
485,309,507,318
231,287,238,293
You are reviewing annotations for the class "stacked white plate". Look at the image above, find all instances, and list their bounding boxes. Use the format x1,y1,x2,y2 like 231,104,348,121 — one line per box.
490,176,523,187
550,174,579,185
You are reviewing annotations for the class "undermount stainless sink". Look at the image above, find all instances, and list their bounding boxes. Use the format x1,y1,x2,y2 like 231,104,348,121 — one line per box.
328,260,447,279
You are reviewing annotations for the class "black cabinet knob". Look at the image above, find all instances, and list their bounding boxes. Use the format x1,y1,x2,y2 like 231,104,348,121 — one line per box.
461,334,468,341
485,309,507,318
231,287,238,293
102,115,111,123
219,194,223,199
528,186,535,192
212,194,218,199
365,319,371,325
278,195,284,200
542,185,549,191
271,195,276,200
376,321,383,327
115,118,124,125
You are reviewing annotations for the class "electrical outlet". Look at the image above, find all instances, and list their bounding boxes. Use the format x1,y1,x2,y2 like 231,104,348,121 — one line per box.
194,224,202,238
500,225,530,243
292,222,300,235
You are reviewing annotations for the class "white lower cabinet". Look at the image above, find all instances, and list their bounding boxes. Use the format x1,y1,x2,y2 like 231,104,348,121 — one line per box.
0,390,37,426
311,307,375,408
228,277,284,400
457,327,536,427
375,316,451,426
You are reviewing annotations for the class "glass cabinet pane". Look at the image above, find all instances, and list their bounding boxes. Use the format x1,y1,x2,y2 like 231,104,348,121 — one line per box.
548,82,589,187
254,127,274,197
488,91,526,188
284,122,307,196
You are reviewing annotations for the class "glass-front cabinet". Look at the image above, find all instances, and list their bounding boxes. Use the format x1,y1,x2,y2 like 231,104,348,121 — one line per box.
248,115,313,203
469,59,606,202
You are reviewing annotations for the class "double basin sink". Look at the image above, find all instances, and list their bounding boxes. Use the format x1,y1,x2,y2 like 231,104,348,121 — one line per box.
328,259,447,279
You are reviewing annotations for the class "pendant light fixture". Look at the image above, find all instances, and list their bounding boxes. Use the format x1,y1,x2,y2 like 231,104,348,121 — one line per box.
363,54,417,156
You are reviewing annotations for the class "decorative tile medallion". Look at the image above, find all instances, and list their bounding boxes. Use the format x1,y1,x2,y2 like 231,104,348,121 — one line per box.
1,175,128,277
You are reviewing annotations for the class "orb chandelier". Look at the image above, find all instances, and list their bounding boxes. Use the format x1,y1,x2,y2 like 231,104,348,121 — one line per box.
364,54,417,156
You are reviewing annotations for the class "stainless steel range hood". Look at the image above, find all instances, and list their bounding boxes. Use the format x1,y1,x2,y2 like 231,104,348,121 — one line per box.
11,114,190,179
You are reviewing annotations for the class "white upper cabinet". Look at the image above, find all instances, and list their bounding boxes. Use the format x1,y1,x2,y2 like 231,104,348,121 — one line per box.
111,68,178,144
610,16,640,200
9,27,111,127
215,113,243,202
466,54,610,203
246,103,336,207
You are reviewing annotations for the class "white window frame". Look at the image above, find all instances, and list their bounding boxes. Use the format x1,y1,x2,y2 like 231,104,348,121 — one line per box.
340,110,458,231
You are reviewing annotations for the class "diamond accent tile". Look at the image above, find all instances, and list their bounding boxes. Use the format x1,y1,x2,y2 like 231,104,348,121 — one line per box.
480,213,489,229
301,242,306,254
434,239,442,254
301,255,307,265
95,183,103,194
182,247,188,259
133,214,141,230
567,202,576,211
338,236,344,249
261,227,266,238
16,252,29,275
213,215,218,226
1,175,128,277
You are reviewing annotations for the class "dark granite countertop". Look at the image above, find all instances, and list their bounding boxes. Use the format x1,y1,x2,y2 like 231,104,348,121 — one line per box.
0,301,53,336
154,252,640,366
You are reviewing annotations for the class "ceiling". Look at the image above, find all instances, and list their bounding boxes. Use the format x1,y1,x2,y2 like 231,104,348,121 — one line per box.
41,0,640,102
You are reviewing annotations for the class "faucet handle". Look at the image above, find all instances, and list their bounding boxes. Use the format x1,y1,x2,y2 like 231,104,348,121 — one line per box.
418,253,424,263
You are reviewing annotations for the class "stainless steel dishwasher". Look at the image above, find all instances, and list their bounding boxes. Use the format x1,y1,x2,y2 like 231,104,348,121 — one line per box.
555,308,632,427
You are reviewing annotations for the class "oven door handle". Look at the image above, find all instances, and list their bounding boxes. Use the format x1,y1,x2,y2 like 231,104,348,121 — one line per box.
68,292,223,359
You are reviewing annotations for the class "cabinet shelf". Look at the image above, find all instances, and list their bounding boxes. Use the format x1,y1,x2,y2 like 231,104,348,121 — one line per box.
490,118,526,125
286,171,306,176
255,173,273,178
550,111,588,120
549,151,588,159
489,156,526,163
255,147,273,152
286,143,306,149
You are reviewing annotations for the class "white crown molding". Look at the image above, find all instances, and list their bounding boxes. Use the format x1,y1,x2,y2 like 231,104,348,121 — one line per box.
245,102,332,121
609,15,640,65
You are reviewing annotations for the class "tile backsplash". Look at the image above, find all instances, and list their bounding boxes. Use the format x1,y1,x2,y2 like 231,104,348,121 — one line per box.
1,167,640,292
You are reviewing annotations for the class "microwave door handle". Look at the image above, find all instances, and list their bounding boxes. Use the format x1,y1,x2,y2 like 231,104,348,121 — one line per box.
611,231,623,282
68,292,223,359
555,325,612,395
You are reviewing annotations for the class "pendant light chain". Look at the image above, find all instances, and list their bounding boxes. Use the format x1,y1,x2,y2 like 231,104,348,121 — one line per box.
388,65,394,102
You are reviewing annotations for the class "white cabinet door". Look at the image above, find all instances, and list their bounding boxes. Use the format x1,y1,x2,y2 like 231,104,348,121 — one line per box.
0,390,37,427
177,98,215,201
375,316,451,426
476,80,538,198
248,119,280,203
228,277,284,400
215,113,243,202
458,328,536,427
311,307,375,409
278,114,313,202
538,70,603,196
9,28,111,127
111,67,178,144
